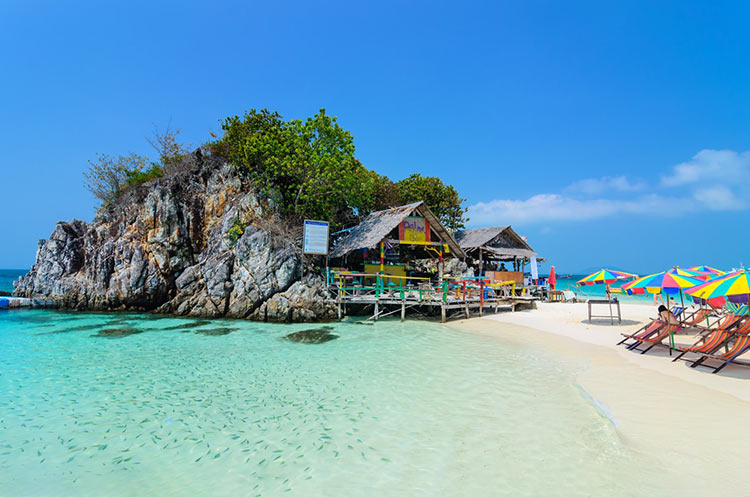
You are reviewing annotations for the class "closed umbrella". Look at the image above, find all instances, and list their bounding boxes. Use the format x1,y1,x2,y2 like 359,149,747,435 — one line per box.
549,266,557,291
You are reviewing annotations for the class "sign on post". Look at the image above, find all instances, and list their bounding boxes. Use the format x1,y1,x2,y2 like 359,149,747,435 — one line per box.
303,220,329,255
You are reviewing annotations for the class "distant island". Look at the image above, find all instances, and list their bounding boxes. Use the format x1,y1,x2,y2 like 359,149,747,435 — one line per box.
14,109,468,322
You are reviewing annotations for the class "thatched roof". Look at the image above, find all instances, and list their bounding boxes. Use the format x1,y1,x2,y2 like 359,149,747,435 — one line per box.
454,226,510,248
330,202,465,258
454,226,538,259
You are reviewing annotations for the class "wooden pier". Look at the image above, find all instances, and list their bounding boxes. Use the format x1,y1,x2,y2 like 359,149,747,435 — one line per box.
328,272,537,323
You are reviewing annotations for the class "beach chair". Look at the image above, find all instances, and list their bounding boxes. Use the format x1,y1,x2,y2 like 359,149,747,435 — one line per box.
627,323,681,354
689,318,750,373
679,307,714,328
617,320,665,347
671,324,736,363
689,313,741,338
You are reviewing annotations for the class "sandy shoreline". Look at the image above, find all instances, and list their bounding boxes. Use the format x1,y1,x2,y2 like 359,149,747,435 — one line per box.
448,303,750,494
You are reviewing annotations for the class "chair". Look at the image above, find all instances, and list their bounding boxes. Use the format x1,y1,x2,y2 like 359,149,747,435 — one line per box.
627,323,682,354
692,313,741,336
671,325,736,363
618,320,665,346
679,307,714,328
689,318,750,373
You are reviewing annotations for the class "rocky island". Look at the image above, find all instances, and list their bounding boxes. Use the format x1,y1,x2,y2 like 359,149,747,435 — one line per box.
14,152,336,322
14,109,468,322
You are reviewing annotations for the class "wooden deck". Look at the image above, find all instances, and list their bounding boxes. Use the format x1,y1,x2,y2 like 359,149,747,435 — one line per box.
327,271,537,322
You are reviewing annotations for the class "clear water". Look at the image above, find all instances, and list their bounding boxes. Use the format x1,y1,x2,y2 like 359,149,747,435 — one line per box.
556,275,653,303
0,310,669,496
0,269,25,293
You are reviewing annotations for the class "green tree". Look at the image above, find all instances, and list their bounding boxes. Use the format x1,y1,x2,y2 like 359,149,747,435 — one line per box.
396,174,468,231
219,108,368,223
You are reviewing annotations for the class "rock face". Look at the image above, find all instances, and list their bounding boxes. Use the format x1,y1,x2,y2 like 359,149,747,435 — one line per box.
14,153,337,323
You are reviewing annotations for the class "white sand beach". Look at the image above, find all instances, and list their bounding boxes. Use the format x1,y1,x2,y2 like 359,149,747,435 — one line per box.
450,302,750,495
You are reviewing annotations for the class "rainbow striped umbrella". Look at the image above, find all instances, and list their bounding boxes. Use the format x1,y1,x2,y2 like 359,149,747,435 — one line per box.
686,266,727,281
578,269,637,286
622,269,704,295
686,270,750,306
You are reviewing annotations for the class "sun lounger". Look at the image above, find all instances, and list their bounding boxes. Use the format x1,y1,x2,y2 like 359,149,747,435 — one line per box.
627,323,681,354
689,319,750,373
692,313,741,337
671,325,735,363
679,307,714,328
618,320,665,347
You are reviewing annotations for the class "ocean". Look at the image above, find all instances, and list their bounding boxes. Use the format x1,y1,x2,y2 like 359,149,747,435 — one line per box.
556,275,654,303
0,269,25,294
0,308,677,496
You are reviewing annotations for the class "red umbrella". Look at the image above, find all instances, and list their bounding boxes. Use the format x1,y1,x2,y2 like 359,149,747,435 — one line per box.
549,266,557,290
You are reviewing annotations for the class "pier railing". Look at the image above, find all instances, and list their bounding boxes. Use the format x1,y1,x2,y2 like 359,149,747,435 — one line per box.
326,270,531,321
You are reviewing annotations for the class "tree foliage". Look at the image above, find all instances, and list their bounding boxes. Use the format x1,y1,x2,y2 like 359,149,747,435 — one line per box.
83,153,151,207
217,109,469,229
395,174,468,231
220,108,369,222
83,127,187,209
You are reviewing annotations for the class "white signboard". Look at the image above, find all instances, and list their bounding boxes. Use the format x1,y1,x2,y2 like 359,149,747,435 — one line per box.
303,220,329,255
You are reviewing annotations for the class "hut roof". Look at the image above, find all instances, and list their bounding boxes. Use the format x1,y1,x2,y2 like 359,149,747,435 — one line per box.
330,202,465,258
454,226,538,259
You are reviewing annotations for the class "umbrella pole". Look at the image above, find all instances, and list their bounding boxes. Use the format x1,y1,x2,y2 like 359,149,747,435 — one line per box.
665,289,674,355
607,283,613,325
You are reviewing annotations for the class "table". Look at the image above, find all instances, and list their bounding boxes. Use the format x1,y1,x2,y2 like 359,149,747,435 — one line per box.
587,299,621,324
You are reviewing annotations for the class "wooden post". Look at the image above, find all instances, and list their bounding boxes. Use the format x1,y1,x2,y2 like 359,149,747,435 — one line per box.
337,277,343,321
441,302,446,323
400,278,405,322
478,248,484,277
374,300,379,322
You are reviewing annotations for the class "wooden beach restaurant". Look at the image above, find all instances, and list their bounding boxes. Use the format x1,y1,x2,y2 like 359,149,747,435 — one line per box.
326,202,537,322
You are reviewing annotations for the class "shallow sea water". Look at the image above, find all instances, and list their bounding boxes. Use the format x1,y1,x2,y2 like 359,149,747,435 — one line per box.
0,309,670,496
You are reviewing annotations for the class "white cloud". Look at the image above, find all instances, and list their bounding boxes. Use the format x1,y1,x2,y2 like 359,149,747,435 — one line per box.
467,149,750,226
566,175,645,195
661,149,750,187
468,193,689,225
692,186,746,210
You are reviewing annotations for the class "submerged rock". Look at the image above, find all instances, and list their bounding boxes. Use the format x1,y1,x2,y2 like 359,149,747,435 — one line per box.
284,326,338,344
13,155,336,323
194,327,236,336
93,328,144,338
164,320,214,331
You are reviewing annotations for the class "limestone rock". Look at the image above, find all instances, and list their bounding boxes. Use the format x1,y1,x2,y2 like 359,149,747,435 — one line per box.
14,153,334,323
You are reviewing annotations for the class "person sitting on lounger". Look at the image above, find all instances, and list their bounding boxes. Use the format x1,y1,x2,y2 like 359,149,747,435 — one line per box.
658,305,680,325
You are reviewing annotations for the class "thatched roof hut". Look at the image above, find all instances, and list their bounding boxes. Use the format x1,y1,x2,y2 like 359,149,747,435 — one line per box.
330,202,465,260
454,226,539,262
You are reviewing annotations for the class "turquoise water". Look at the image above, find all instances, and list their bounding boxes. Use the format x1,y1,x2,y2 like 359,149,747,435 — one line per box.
556,275,652,303
0,269,25,293
0,310,670,496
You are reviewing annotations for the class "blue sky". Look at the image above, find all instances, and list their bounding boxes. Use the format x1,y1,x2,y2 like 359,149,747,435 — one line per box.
2,1,748,273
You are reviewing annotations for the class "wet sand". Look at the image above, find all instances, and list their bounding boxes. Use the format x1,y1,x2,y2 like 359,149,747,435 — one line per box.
449,302,750,495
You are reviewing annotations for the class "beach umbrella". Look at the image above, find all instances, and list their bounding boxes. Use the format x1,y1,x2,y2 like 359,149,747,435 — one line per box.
577,269,637,286
549,266,557,290
686,266,727,281
686,269,750,307
622,269,705,309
